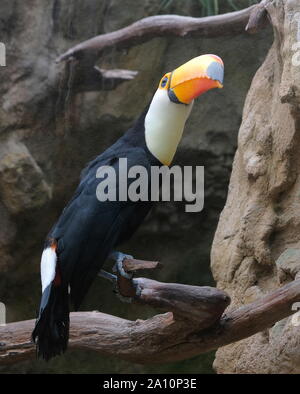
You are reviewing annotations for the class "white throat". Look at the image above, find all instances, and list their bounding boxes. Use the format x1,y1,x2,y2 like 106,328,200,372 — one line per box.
145,89,193,165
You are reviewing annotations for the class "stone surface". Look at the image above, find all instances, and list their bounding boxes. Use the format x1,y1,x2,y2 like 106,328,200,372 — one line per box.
276,248,300,283
0,140,52,214
212,0,300,374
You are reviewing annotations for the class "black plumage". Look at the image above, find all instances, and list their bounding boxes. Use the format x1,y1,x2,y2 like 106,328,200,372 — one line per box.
52,107,160,309
32,107,161,359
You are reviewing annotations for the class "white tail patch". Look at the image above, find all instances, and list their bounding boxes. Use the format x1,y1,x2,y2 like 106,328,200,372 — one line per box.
41,247,57,292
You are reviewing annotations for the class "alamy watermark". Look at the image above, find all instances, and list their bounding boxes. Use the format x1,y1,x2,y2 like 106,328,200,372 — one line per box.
291,302,300,327
0,42,6,67
96,159,204,213
292,13,300,66
0,302,6,326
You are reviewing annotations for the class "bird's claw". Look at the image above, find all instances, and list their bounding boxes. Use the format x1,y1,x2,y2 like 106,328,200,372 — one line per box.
99,252,139,303
133,279,142,298
113,289,134,303
113,279,142,303
111,252,134,280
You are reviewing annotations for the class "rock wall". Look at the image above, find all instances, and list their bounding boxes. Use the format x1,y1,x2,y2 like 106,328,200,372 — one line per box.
0,0,272,373
212,0,300,374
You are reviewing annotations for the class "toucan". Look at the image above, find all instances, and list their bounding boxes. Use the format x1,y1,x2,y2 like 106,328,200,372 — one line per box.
32,54,224,360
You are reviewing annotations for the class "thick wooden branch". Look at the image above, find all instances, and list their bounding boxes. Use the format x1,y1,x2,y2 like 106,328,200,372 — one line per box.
56,4,268,65
1,279,300,366
101,262,230,326
133,278,229,325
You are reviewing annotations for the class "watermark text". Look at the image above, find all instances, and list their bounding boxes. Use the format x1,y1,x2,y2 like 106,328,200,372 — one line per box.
291,302,300,327
96,159,204,213
0,43,6,67
0,302,6,326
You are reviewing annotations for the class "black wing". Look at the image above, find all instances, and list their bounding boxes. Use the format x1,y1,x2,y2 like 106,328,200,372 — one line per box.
49,146,154,310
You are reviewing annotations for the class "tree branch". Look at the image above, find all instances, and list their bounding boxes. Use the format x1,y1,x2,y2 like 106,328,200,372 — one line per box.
54,2,271,94
56,5,262,65
58,61,138,95
246,0,270,34
1,278,300,366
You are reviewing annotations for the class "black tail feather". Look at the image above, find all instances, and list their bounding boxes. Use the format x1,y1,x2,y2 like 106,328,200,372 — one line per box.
32,284,69,361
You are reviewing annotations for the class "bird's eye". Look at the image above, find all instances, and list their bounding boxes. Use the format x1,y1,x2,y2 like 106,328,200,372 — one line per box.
161,76,168,88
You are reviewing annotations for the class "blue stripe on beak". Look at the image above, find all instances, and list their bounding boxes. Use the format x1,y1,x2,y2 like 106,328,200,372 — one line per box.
207,61,224,84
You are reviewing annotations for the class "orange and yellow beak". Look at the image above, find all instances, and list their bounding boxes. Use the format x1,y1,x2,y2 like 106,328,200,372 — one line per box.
166,54,224,105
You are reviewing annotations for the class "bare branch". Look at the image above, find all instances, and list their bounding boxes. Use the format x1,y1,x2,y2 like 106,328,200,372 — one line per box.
56,5,266,65
58,61,138,94
133,278,229,325
246,0,270,34
1,279,299,366
54,2,271,94
123,258,162,272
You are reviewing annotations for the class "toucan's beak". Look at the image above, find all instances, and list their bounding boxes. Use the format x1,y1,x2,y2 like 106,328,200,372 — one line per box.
168,54,224,105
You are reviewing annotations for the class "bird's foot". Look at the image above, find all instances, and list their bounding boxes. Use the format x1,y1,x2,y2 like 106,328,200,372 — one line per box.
98,269,117,283
98,269,132,302
110,251,134,280
132,279,142,297
99,251,141,303
113,278,142,303
113,289,134,304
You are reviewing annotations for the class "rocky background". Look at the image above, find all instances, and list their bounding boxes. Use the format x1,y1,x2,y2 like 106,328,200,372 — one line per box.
0,0,272,373
212,0,300,374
